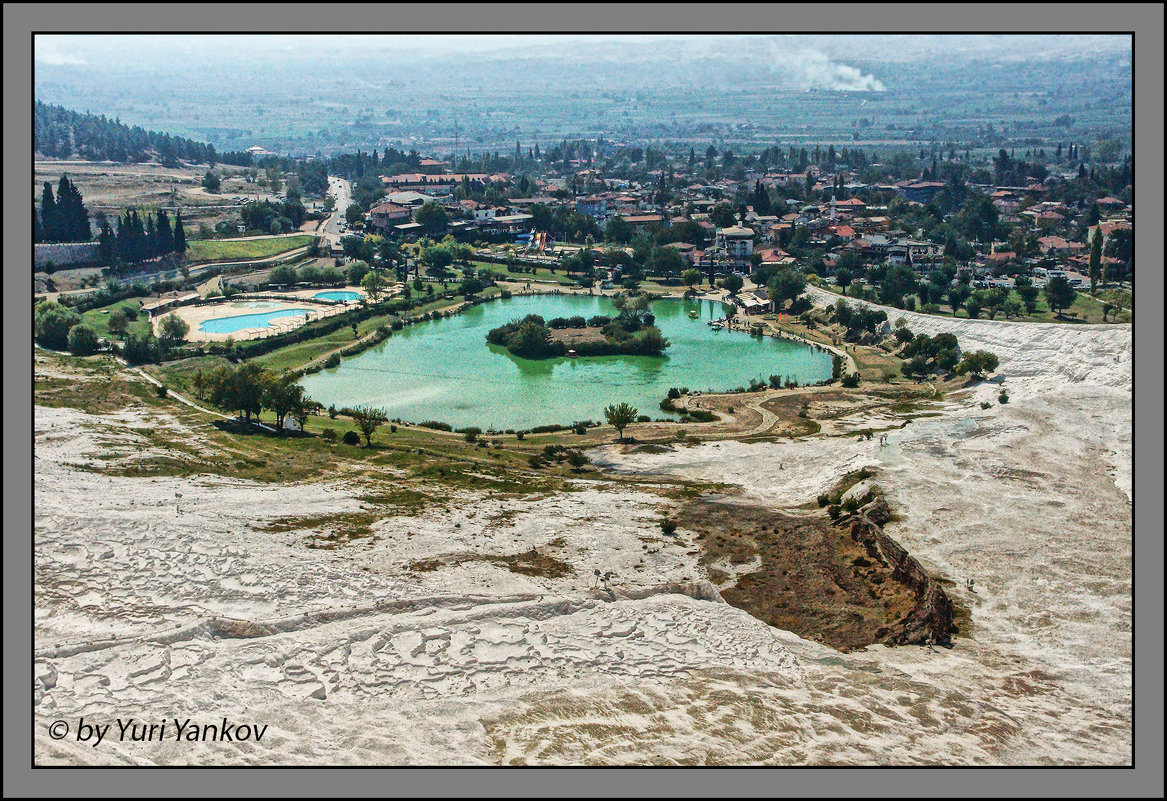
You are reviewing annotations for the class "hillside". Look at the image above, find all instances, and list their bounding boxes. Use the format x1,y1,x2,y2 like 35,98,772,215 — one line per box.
34,101,251,166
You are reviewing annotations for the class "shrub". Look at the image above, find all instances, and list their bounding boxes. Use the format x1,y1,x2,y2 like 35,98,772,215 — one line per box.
419,420,453,432
34,301,81,350
841,373,860,388
123,331,157,365
827,504,842,520
530,423,568,434
327,404,338,419
324,353,341,369
515,430,526,440
980,401,992,409
841,496,864,513
998,390,1010,404
66,324,100,356
660,519,678,536
390,424,398,433
460,427,482,443
155,382,169,398
342,430,361,445
320,428,337,441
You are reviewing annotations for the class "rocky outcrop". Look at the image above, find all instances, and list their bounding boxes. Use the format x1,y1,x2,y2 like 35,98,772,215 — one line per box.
842,497,956,646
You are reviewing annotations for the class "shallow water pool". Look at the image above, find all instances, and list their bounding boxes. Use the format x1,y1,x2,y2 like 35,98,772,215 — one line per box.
200,308,312,334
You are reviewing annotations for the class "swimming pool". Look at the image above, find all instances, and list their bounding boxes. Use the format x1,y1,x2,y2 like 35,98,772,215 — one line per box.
315,290,362,302
200,308,312,334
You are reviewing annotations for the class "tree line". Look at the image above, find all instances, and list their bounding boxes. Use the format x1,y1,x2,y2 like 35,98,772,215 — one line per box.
35,101,225,165
97,207,187,268
35,176,91,243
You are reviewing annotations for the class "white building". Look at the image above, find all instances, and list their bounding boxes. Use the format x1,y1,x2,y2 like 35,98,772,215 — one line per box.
715,226,755,262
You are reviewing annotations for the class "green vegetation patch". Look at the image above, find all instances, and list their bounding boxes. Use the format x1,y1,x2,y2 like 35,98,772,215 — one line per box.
186,234,315,263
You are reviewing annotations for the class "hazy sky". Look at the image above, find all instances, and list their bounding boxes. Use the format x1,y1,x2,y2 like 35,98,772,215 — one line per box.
34,34,689,66
35,33,1131,69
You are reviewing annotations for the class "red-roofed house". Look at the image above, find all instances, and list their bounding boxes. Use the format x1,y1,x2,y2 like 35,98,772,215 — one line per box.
366,202,413,233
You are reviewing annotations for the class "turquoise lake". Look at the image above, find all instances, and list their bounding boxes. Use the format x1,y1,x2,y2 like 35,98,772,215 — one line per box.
298,294,834,430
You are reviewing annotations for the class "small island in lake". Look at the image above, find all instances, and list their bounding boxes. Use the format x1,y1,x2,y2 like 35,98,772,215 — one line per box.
486,295,670,359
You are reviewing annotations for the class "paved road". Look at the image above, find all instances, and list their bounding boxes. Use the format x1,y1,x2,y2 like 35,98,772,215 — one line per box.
321,176,352,252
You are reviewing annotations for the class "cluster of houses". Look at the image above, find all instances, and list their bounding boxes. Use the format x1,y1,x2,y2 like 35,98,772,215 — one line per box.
345,150,1131,290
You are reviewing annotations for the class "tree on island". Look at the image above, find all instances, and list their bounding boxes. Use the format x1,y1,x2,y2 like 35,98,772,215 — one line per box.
604,402,639,442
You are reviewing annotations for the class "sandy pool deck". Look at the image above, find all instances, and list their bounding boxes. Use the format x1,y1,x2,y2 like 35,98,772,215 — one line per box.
157,299,339,343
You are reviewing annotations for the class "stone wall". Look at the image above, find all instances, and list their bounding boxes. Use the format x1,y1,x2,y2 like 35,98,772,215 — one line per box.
35,242,101,269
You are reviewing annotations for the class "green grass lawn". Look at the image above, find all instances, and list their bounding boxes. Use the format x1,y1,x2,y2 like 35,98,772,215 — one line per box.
186,234,315,263
79,298,154,339
470,260,578,285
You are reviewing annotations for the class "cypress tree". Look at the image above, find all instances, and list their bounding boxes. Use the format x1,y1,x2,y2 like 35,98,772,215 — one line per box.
1088,229,1103,293
40,182,59,242
146,214,158,259
98,221,115,265
172,210,187,254
56,175,90,242
156,209,174,255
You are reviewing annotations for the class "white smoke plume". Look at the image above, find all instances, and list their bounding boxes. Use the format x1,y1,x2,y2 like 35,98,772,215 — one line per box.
767,48,886,91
